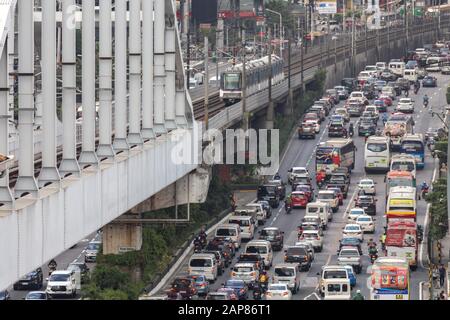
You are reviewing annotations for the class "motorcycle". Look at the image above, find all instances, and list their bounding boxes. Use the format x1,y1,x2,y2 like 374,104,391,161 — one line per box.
285,203,292,214
253,288,263,300
417,225,424,243
414,86,419,94
349,129,354,137
424,100,429,108
370,253,378,264
404,90,409,97
421,186,429,199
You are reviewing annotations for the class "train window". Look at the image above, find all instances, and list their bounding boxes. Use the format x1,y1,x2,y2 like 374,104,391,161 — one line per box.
223,73,241,90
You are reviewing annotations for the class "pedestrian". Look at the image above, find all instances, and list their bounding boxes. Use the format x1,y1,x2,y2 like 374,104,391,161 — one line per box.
440,163,447,178
432,264,440,288
439,264,446,289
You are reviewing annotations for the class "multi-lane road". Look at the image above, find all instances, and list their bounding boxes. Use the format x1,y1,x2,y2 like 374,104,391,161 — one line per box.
154,71,448,300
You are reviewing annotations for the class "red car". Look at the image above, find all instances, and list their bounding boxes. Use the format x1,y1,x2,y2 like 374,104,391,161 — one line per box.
326,187,344,205
378,95,392,106
291,191,309,208
294,184,314,202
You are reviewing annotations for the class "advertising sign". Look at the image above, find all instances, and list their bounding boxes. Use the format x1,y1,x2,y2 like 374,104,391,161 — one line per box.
315,1,337,14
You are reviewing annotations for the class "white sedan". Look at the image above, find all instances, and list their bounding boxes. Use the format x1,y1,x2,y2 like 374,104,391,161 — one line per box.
395,98,414,113
355,215,375,233
342,224,364,241
288,167,310,183
347,208,366,223
357,179,376,195
265,283,292,300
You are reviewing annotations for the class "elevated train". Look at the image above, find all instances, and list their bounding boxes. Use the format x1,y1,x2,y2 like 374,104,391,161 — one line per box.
219,55,284,105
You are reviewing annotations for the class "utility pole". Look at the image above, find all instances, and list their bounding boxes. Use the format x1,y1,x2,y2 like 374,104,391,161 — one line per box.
287,29,293,116
266,28,274,129
351,10,355,77
204,36,209,130
404,0,409,56
301,26,305,91
242,29,248,132
186,18,190,82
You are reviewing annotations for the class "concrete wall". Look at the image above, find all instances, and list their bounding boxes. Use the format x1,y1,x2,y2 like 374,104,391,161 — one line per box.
0,125,200,290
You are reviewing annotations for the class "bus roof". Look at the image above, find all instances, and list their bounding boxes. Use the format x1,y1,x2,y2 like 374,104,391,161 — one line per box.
389,186,416,194
387,171,414,178
366,136,389,143
373,257,409,267
319,138,353,148
391,154,416,161
402,133,423,141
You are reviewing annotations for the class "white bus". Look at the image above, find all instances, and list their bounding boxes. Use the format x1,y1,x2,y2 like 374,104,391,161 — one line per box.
364,136,391,173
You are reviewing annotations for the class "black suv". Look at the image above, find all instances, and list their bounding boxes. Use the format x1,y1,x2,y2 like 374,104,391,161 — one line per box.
13,268,43,290
259,227,284,251
328,121,347,138
284,246,311,271
355,192,377,216
205,240,233,266
257,184,281,208
358,118,377,136
341,78,358,92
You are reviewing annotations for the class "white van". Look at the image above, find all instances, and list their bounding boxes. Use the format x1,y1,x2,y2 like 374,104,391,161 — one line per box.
306,202,332,229
323,278,351,300
245,240,273,269
243,203,267,225
376,62,387,71
234,206,258,222
215,224,241,248
389,61,405,77
273,264,301,293
188,253,218,282
319,265,350,295
228,216,255,240
403,69,417,83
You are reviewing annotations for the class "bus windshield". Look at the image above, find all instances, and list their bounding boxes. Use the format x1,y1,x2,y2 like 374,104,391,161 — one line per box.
388,178,413,188
367,143,388,153
401,141,424,152
223,73,241,90
391,162,415,172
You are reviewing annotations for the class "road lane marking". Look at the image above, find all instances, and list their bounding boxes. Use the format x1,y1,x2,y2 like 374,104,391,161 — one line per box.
342,187,359,219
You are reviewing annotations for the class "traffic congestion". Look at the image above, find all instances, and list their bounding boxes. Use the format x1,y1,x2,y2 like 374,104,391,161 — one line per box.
157,41,450,301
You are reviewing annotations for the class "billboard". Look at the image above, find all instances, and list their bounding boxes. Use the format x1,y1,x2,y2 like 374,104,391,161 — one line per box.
315,1,337,14
386,221,417,247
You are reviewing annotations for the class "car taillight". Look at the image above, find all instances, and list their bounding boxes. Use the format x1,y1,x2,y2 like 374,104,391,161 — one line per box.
250,272,256,276
266,292,272,296
282,292,289,296
231,272,236,276
284,256,288,261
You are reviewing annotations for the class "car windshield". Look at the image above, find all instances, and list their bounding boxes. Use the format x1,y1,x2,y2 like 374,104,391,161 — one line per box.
275,268,295,277
87,243,100,251
345,226,360,231
359,181,373,185
330,176,345,183
269,285,287,291
358,198,373,204
49,274,70,282
318,193,335,199
261,229,278,237
207,294,227,300
323,270,347,278
226,280,243,287
327,284,348,292
286,247,307,256
400,99,411,104
26,292,46,300
293,169,306,174
340,250,359,256
216,228,236,236
173,279,191,288
361,120,374,126
190,258,212,267
229,219,250,227
357,217,371,222
246,245,267,254
303,233,318,239
350,210,364,215
401,141,424,151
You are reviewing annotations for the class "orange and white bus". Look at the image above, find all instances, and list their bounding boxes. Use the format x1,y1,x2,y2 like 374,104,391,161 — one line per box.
370,257,410,300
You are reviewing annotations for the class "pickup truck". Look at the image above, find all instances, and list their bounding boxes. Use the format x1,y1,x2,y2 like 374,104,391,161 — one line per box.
298,122,317,139
337,246,362,274
326,174,350,198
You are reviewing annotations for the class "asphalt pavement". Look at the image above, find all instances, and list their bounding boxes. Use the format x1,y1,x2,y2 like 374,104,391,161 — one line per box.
155,71,449,300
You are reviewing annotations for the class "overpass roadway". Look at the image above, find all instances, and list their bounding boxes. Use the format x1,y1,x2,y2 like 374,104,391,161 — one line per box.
152,72,448,300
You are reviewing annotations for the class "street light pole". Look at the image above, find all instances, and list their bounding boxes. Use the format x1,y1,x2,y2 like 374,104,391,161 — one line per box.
266,8,283,58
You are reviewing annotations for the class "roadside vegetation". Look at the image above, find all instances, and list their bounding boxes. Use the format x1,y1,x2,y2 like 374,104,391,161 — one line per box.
81,169,231,300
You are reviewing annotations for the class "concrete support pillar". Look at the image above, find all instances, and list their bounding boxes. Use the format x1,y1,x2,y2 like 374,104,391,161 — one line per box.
217,18,224,52
78,0,99,167
103,218,143,255
142,0,155,139
165,23,177,130
38,0,61,188
113,0,130,152
15,0,39,198
127,0,144,146
97,0,115,160
0,39,14,208
175,89,187,127
153,0,167,135
7,4,15,111
60,0,81,177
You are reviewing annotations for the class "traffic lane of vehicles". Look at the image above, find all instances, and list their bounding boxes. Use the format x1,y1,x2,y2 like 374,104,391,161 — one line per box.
8,232,98,300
